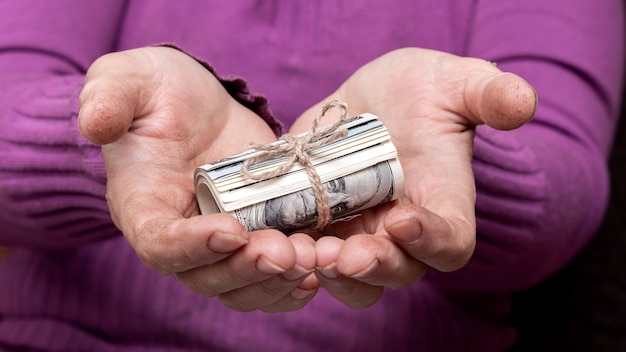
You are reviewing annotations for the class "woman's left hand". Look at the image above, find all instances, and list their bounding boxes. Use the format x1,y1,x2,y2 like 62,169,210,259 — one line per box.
289,48,537,308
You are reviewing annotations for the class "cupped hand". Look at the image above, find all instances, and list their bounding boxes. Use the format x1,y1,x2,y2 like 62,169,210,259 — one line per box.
290,48,537,308
78,47,318,312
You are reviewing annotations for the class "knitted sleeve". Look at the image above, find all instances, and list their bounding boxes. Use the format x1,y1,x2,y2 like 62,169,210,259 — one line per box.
428,0,624,292
0,3,280,250
0,1,126,249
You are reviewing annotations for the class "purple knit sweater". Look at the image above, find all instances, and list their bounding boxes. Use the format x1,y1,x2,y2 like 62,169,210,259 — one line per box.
0,1,623,351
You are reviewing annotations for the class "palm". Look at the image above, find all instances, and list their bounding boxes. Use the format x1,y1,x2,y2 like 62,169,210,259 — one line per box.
290,48,536,307
79,47,320,314
80,47,277,233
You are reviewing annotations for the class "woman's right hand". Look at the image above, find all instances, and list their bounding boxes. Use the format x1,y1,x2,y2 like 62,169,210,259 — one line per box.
78,46,319,312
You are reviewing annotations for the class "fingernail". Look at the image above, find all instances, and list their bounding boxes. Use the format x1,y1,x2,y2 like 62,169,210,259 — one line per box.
316,263,341,279
290,288,315,300
207,232,247,253
281,264,313,281
349,259,380,279
387,219,422,244
256,256,287,275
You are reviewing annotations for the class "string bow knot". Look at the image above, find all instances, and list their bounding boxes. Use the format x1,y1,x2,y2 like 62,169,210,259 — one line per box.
241,100,349,230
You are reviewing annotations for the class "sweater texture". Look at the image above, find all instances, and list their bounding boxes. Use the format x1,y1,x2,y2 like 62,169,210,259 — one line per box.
0,1,623,351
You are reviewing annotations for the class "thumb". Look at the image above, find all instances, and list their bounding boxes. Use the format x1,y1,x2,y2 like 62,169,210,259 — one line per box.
78,51,155,145
78,79,137,145
464,71,538,130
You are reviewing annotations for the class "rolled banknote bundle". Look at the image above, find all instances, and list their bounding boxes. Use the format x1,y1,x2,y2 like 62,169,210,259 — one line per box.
194,110,404,233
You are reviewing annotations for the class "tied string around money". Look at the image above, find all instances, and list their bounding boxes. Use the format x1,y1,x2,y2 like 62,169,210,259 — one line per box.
241,100,350,230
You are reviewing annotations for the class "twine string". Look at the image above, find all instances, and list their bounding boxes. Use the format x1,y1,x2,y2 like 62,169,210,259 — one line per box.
241,100,349,230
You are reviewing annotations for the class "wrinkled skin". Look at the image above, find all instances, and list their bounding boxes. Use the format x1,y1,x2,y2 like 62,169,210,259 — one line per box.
78,46,536,311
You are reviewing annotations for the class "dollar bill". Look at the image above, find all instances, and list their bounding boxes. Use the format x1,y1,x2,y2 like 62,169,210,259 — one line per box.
194,113,404,232
232,159,402,233
200,113,384,183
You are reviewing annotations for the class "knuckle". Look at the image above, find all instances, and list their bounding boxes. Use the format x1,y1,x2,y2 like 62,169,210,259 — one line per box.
131,221,176,275
259,298,308,313
439,232,475,272
218,293,257,312
134,241,169,274
176,271,219,298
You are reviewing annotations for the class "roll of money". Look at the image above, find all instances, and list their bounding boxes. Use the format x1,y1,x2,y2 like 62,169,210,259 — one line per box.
194,113,404,233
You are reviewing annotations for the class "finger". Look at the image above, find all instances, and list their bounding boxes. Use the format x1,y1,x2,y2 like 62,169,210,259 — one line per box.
315,236,384,309
316,269,384,309
384,204,476,272
78,51,151,145
217,233,318,312
259,274,320,313
220,272,318,312
461,67,537,130
218,273,312,312
128,211,250,274
175,230,297,298
283,232,318,281
334,234,428,289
